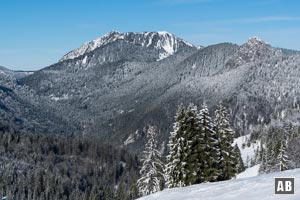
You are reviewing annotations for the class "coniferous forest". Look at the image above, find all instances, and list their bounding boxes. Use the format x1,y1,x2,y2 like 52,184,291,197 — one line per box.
164,103,243,188
136,103,300,197
136,103,244,196
1,101,300,199
0,132,140,200
0,102,245,199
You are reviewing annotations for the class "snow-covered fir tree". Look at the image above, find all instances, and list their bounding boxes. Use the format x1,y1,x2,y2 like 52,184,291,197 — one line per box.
277,141,289,171
259,146,269,174
165,102,245,188
283,122,293,141
260,141,276,173
198,103,221,182
251,124,300,174
214,102,237,180
165,105,189,188
137,126,164,196
233,144,244,173
184,104,203,185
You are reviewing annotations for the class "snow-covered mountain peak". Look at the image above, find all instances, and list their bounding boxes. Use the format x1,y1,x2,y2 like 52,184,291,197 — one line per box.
108,30,121,34
59,31,124,62
225,36,273,68
245,36,268,48
238,36,272,56
59,31,197,62
156,31,178,39
157,31,170,35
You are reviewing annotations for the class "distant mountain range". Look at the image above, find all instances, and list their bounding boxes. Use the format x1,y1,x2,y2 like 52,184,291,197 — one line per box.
1,31,300,152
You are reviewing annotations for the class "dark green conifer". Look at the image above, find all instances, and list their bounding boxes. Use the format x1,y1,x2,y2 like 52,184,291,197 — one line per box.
214,102,237,180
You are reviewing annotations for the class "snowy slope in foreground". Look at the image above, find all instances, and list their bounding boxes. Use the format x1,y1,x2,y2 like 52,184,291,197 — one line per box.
237,164,260,179
138,168,300,200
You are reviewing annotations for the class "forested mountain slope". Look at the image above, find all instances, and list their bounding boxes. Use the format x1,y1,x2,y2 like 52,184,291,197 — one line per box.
1,32,299,153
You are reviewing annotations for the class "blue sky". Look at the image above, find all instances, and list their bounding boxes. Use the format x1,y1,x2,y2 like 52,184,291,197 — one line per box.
0,0,299,70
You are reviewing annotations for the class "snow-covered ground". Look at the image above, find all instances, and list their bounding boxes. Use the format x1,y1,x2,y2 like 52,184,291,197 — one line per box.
138,168,300,200
233,134,261,178
233,134,260,167
237,164,260,179
139,135,297,200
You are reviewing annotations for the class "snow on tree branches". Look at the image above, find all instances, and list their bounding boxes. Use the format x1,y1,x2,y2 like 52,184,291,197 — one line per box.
165,103,242,188
137,126,164,196
214,102,237,180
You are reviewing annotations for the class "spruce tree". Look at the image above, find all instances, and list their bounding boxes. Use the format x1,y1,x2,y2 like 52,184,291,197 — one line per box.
137,126,164,196
165,104,189,188
184,104,202,185
277,141,289,171
214,102,237,180
165,104,185,188
198,103,221,182
259,146,268,174
283,122,293,141
233,144,244,173
260,141,276,173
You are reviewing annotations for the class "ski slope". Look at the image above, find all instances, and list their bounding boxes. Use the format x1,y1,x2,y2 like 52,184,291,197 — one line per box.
138,168,300,200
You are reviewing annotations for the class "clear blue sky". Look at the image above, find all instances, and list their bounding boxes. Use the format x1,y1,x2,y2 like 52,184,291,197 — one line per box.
0,0,299,70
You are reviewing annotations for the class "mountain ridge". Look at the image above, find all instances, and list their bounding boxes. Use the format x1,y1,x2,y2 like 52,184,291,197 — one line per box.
60,30,198,62
1,31,300,153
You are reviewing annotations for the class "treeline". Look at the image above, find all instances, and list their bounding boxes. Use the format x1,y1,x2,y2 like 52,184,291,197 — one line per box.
0,132,140,200
248,123,300,173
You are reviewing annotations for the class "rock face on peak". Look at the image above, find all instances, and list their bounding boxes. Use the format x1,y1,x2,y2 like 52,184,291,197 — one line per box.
60,31,197,62
225,37,275,69
246,36,267,45
3,33,300,153
242,36,271,53
59,31,123,62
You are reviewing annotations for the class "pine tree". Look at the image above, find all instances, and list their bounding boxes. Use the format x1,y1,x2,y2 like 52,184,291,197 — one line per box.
283,122,293,141
259,146,268,174
260,141,276,173
233,144,244,173
198,103,221,182
165,104,189,188
214,102,237,180
184,104,202,185
137,126,164,196
277,141,289,171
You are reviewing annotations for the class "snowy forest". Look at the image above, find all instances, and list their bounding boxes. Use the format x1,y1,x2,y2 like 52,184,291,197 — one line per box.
249,123,300,173
136,102,300,198
1,29,300,199
1,100,299,199
0,132,140,200
136,103,244,196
